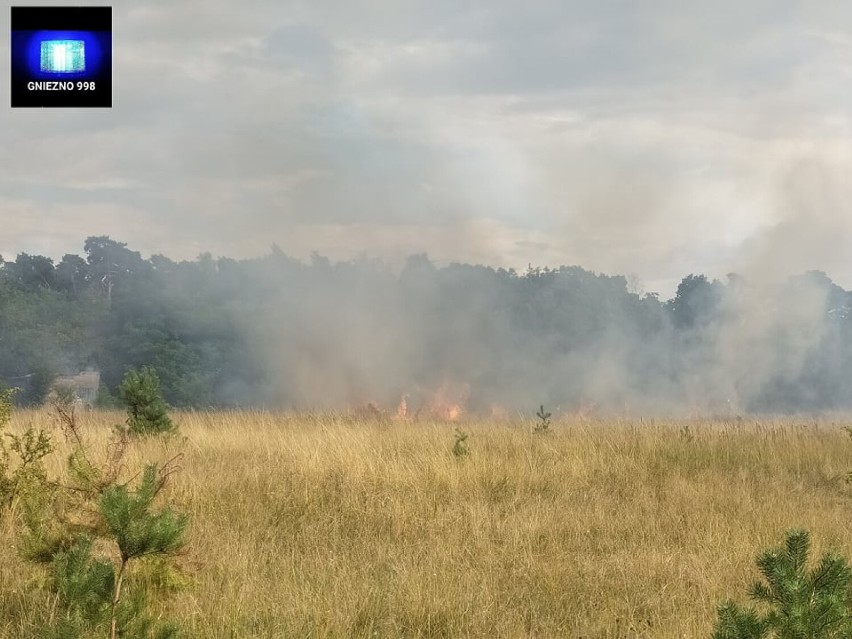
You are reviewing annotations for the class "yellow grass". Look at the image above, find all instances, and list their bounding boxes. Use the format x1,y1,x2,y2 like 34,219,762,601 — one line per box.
2,409,852,637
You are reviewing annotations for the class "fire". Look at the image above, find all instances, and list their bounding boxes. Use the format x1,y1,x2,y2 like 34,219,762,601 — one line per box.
423,380,469,421
349,380,471,422
395,394,409,420
427,401,462,421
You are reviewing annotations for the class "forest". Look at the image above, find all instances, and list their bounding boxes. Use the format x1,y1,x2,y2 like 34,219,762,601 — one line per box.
0,235,850,413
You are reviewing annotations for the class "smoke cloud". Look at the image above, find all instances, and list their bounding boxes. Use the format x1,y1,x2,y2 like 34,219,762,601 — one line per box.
2,2,851,416
208,249,851,417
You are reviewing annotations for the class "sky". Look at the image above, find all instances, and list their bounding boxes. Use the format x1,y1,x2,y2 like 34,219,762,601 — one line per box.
2,1,851,298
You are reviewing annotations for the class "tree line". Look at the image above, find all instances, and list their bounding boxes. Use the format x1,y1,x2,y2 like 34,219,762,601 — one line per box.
0,236,850,413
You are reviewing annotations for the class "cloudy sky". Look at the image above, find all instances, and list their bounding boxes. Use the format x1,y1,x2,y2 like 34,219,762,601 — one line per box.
2,1,851,297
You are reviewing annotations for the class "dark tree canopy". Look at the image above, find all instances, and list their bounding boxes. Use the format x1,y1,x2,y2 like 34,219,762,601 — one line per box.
0,236,850,413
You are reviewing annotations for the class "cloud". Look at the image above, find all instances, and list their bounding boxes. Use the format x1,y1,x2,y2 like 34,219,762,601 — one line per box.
1,1,851,296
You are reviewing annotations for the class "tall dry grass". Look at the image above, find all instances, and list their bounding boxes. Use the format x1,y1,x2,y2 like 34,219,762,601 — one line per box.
2,409,852,637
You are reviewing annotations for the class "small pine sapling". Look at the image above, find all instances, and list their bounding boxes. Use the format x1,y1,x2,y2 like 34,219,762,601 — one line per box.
712,528,852,639
452,428,470,458
120,367,176,436
534,405,552,434
20,385,188,638
29,461,187,639
100,463,188,639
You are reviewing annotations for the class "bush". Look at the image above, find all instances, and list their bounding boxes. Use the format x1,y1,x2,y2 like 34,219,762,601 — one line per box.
18,365,55,407
119,367,175,436
35,465,187,639
712,529,852,639
452,428,469,458
0,387,53,513
22,393,188,638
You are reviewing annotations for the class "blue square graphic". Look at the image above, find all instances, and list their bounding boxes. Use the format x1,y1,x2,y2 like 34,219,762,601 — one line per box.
11,6,112,108
40,39,86,73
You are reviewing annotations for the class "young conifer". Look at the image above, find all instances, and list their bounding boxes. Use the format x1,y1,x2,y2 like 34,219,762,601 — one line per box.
452,428,470,458
119,367,176,436
20,387,188,638
36,463,187,639
100,463,188,639
713,529,852,639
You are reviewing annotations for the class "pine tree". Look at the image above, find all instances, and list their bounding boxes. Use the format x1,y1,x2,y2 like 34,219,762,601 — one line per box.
713,529,852,639
100,463,188,639
36,464,187,639
20,392,188,638
119,367,175,436
452,428,469,458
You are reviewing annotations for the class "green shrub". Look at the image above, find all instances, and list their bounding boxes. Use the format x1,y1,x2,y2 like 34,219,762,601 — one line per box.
36,467,187,639
20,388,189,638
119,367,175,436
0,387,53,513
452,428,469,458
712,529,852,639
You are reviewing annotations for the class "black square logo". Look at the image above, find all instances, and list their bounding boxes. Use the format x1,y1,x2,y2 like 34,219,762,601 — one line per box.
11,7,112,108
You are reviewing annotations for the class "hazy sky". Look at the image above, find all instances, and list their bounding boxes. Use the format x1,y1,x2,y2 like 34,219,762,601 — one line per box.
2,1,851,297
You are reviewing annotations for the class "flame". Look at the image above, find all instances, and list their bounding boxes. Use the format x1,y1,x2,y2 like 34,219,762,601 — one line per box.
424,379,469,421
395,394,409,420
349,380,471,422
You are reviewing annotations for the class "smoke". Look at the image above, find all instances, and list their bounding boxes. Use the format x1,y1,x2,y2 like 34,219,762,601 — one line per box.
219,243,849,417
4,2,851,416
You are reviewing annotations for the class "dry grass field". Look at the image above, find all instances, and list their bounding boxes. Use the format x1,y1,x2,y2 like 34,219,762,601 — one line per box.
2,409,852,638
